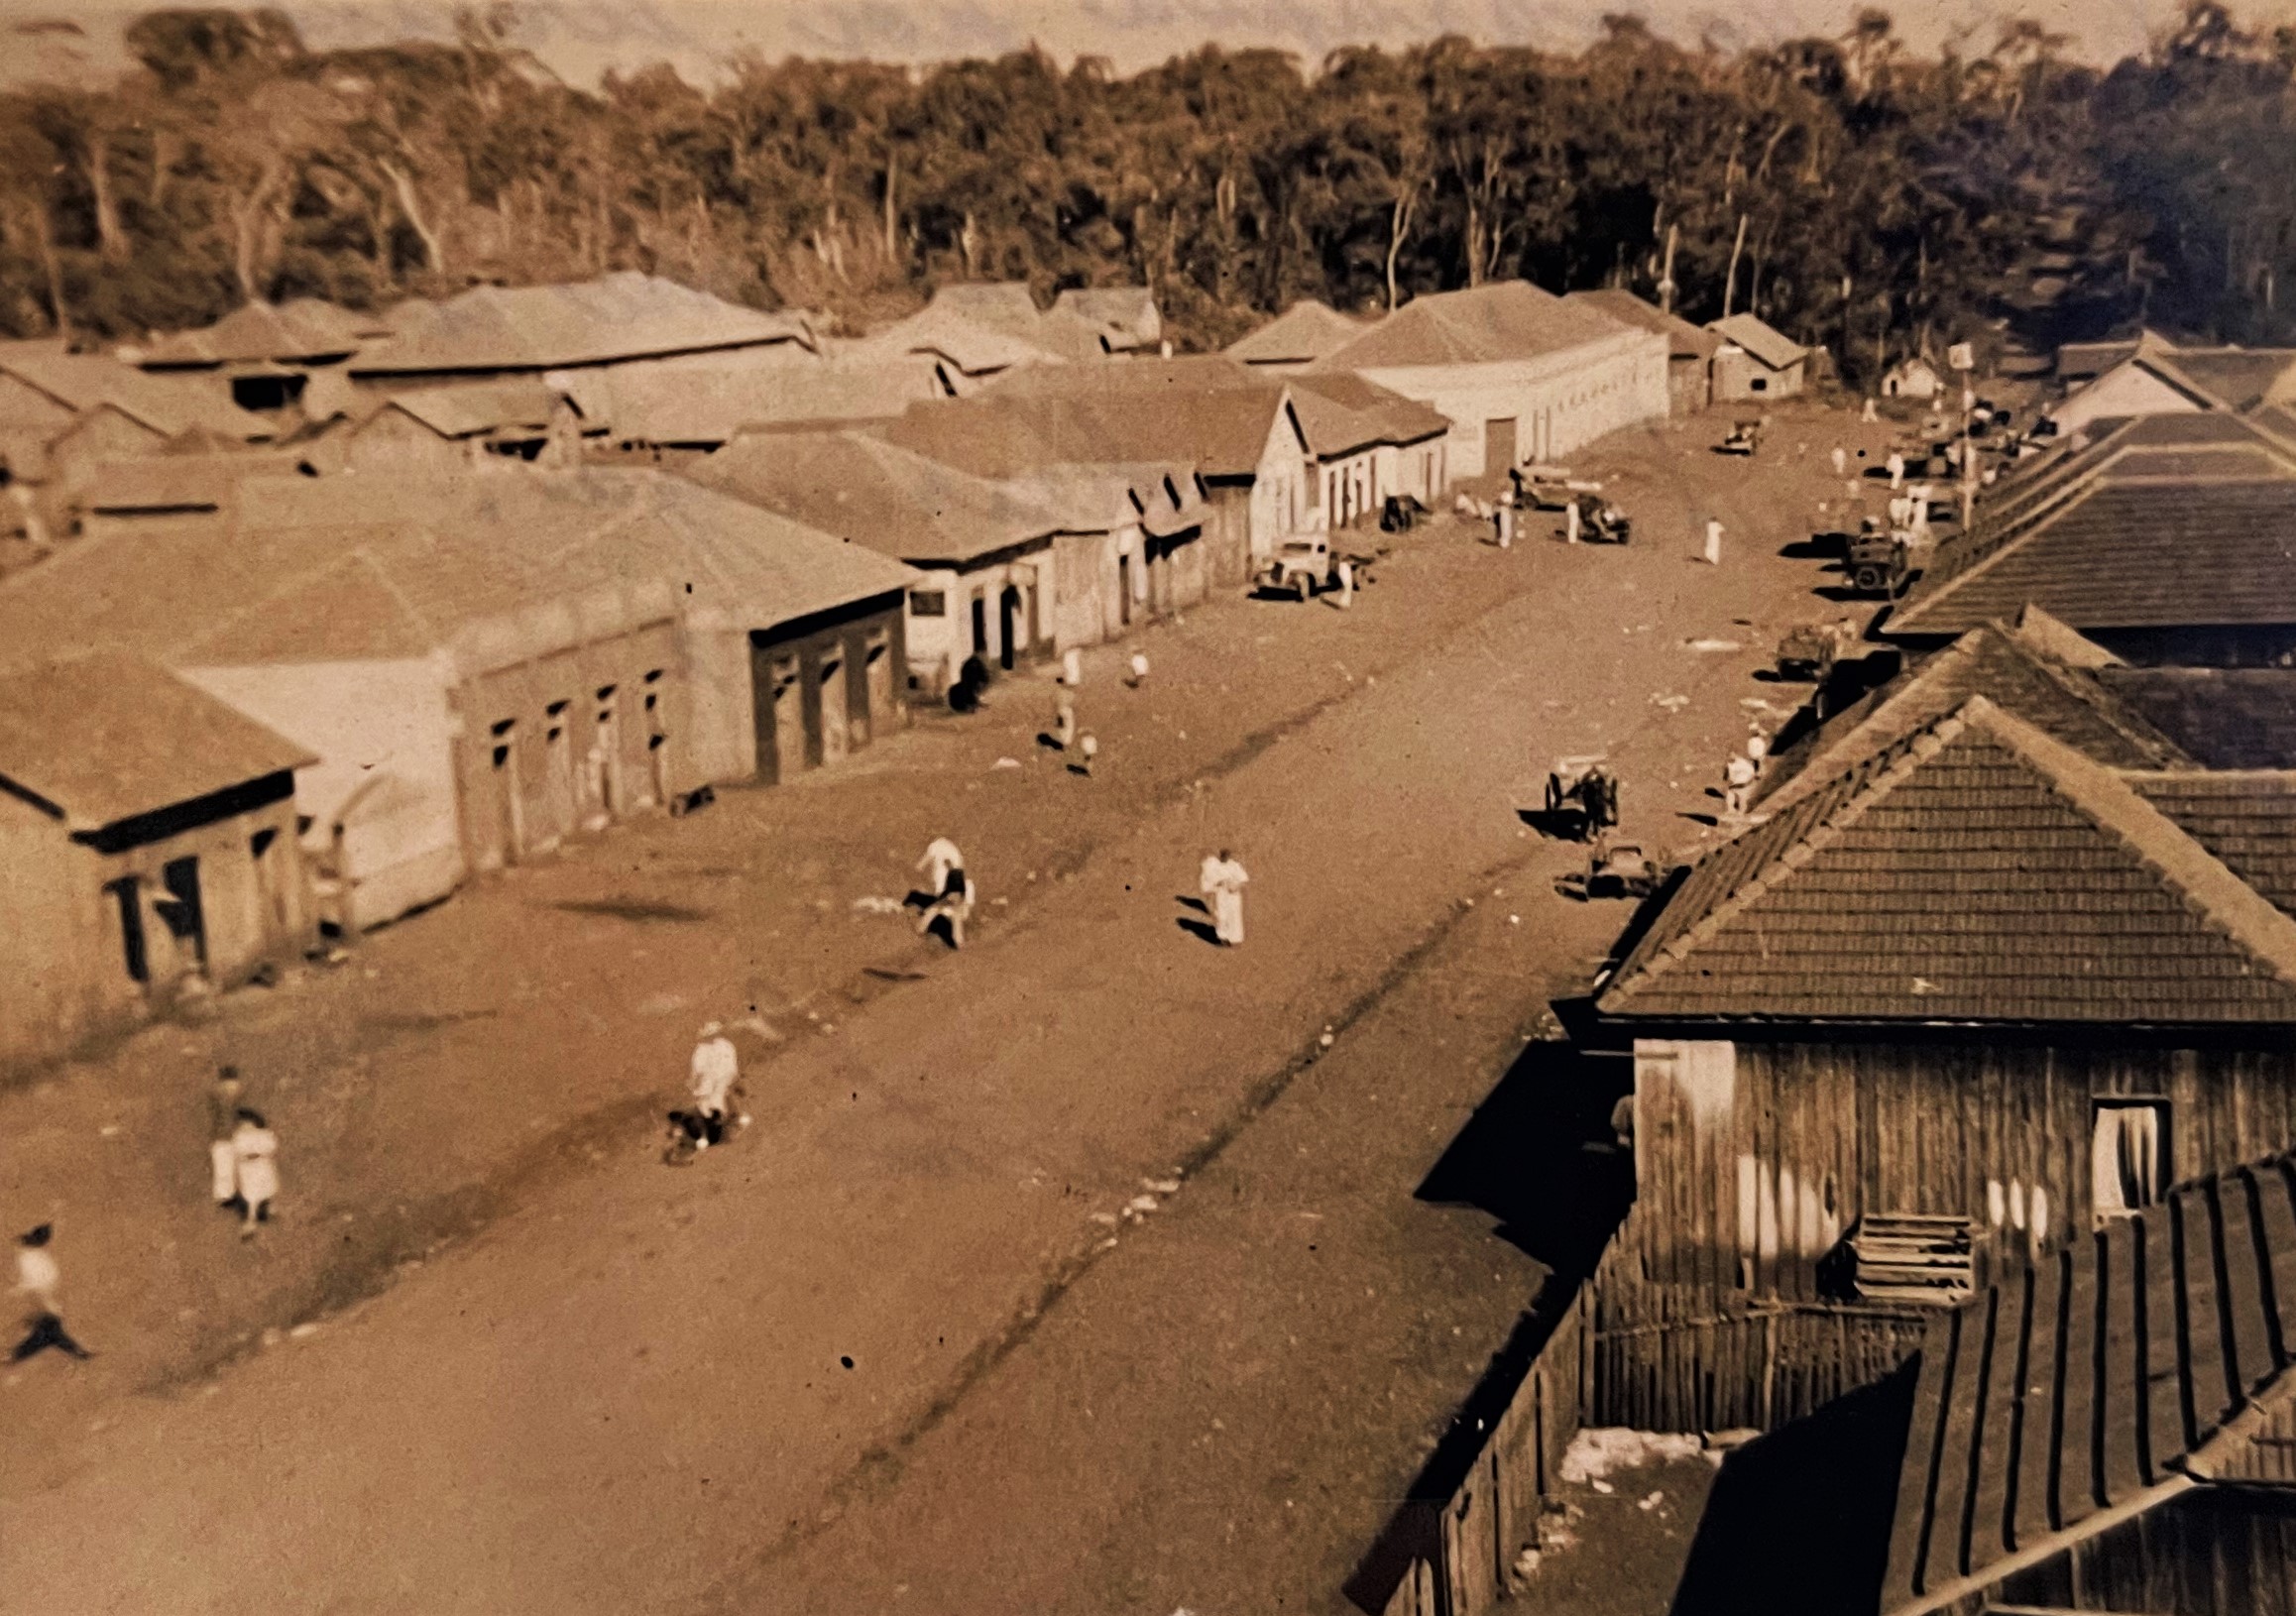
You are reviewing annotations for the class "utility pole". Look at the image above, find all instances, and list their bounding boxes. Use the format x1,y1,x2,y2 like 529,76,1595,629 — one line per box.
1948,340,1977,527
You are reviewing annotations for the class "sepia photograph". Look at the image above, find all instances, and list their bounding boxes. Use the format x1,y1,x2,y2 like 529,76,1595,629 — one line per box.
5,0,2296,1610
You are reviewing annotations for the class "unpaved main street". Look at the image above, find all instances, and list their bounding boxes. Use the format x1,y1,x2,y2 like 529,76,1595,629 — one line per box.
0,404,1890,1613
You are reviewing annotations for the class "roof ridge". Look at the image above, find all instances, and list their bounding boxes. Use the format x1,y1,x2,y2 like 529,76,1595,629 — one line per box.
1759,630,1993,813
1987,621,2194,769
1968,697,2296,988
1612,713,1965,1001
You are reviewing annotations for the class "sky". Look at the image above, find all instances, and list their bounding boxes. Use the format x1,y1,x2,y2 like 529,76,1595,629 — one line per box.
0,0,2263,91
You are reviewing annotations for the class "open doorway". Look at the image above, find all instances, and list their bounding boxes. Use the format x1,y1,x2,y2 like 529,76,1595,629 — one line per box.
158,857,208,974
106,877,149,984
818,647,850,764
998,586,1021,670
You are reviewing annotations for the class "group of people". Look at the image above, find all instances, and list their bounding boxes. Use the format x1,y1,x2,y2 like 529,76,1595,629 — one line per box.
1722,730,1772,819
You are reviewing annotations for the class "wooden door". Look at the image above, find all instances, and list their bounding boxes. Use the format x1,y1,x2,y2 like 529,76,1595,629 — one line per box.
1484,415,1518,473
817,647,849,764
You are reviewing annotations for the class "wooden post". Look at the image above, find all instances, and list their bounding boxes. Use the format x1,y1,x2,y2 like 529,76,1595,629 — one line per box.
1659,222,1679,315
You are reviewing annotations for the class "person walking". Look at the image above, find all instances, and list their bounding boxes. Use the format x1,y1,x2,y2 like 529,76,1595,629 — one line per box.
1723,751,1759,819
688,1023,743,1148
1887,449,1906,489
12,1224,89,1362
917,837,965,902
1703,519,1724,566
1052,690,1077,750
1335,558,1354,609
1830,445,1848,478
1126,651,1149,688
1077,734,1098,777
230,1110,280,1235
1200,850,1249,947
208,1065,245,1212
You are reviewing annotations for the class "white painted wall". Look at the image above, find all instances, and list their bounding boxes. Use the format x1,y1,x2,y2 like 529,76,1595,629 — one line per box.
1356,327,1669,480
2047,361,2203,435
182,655,466,929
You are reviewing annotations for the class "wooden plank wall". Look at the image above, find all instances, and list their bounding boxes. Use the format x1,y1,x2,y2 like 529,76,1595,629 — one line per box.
1374,1287,1592,1616
1588,1302,1930,1435
1617,1038,2296,1323
1988,1488,2296,1615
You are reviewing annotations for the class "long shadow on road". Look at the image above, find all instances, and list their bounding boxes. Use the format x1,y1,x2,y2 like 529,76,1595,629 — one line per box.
1345,1034,1637,1614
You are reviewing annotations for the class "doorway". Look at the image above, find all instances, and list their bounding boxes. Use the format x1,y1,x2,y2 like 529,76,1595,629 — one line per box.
818,647,850,764
1117,555,1133,628
251,826,290,936
768,653,805,781
106,876,149,984
971,595,988,660
1484,415,1518,474
592,686,622,822
158,857,208,974
863,630,892,742
998,586,1021,670
489,719,522,866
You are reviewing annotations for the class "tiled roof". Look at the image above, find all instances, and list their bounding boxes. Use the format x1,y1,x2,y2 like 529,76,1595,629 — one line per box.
1314,281,1629,370
1883,1153,2296,1614
2100,668,2296,768
1,350,274,441
1224,300,1366,366
0,469,912,674
1565,289,1720,361
684,430,1065,565
0,651,312,830
2131,770,2296,914
2143,347,2296,411
1708,312,1806,370
348,274,811,376
1760,622,2191,811
1890,477,2296,636
2056,338,2142,379
1599,697,2296,1026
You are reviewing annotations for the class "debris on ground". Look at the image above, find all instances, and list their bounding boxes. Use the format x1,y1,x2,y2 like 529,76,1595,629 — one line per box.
991,756,1022,770
1560,1427,1707,1483
1684,637,1743,653
1638,1489,1665,1512
851,896,904,915
1650,692,1690,711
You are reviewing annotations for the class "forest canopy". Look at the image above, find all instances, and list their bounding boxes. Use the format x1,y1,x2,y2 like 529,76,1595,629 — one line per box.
4,2,2295,380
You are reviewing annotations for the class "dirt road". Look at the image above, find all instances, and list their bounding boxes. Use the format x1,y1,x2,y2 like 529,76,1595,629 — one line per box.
0,403,1887,1613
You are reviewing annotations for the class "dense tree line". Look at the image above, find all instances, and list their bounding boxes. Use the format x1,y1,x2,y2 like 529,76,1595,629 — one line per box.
3,2,2294,378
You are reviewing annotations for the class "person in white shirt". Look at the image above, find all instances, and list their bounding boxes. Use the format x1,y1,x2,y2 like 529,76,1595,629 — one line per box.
1200,851,1250,946
915,838,974,948
1724,752,1759,818
231,1110,281,1235
12,1224,89,1361
688,1023,743,1148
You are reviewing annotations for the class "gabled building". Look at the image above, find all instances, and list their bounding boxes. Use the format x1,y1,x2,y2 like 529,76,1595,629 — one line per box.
885,363,1315,579
1596,696,2296,1324
1566,289,1719,415
1052,287,1163,353
339,381,588,473
567,354,951,456
1310,281,1668,478
2047,331,2296,437
0,652,314,1070
346,273,815,388
1707,312,1808,402
1223,300,1367,373
1758,610,2194,812
0,469,914,930
1886,412,2296,665
687,431,1065,694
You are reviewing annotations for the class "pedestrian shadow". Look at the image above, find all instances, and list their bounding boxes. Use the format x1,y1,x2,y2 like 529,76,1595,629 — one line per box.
1176,916,1221,946
1174,894,1208,914
901,888,939,912
1066,761,1093,777
1036,731,1067,751
1679,809,1720,827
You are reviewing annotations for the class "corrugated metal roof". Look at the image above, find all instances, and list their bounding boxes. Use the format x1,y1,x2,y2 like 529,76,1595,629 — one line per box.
1883,1153,2296,1614
1224,300,1367,366
1599,697,2296,1026
380,380,566,440
1759,621,2193,812
882,385,1298,482
0,650,312,830
570,354,945,445
1286,370,1451,455
1314,281,1630,371
1709,313,1807,371
348,274,811,376
141,298,378,366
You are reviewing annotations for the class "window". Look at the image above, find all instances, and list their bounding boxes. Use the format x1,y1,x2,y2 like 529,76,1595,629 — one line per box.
1751,377,1769,393
909,590,947,617
2093,1101,2169,1219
